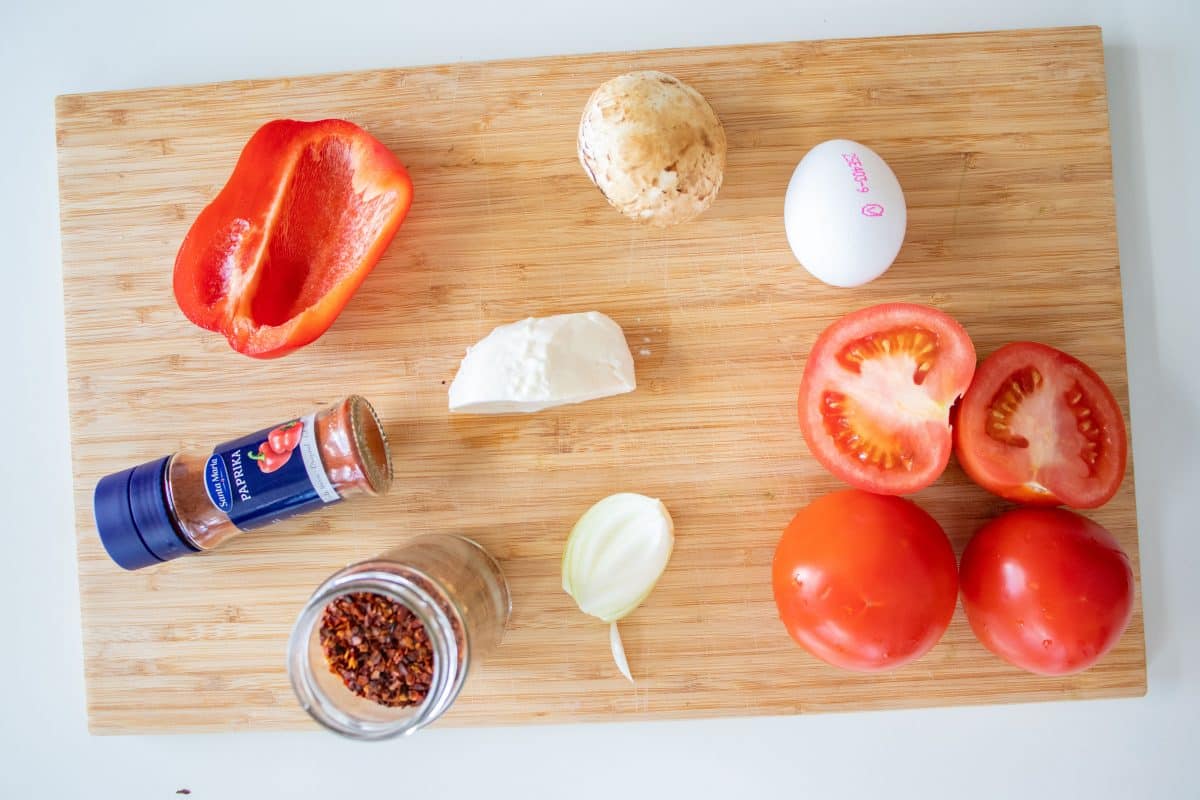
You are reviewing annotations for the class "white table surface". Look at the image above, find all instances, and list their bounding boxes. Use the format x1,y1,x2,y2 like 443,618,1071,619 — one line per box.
3,0,1196,796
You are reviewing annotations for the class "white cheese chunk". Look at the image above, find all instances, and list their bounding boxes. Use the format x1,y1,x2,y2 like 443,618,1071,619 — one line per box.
448,311,636,414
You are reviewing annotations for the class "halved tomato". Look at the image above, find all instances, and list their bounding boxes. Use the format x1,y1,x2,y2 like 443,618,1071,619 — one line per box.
954,342,1127,508
798,304,976,495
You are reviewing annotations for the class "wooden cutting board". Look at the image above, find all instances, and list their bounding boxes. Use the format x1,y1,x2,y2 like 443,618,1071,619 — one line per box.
56,25,1145,734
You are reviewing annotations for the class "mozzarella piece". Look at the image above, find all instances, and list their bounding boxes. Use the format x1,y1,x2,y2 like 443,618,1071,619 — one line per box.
448,311,636,414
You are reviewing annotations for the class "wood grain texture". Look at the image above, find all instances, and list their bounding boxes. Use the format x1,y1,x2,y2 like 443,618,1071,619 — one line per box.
56,25,1145,734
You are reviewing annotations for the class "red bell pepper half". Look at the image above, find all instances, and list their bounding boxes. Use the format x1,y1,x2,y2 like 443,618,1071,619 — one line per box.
173,119,413,358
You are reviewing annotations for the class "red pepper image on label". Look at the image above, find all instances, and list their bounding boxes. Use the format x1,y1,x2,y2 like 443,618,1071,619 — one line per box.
267,421,302,455
249,420,303,473
249,444,292,473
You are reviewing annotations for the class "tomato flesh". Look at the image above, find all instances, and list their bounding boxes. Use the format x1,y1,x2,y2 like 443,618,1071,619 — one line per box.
954,342,1127,508
960,507,1134,675
771,489,958,672
799,304,976,495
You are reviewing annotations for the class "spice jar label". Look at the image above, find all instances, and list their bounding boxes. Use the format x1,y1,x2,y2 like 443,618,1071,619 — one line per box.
204,414,340,530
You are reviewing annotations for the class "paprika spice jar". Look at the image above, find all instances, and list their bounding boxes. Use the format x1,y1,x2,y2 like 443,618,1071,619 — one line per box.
93,395,391,570
287,535,511,739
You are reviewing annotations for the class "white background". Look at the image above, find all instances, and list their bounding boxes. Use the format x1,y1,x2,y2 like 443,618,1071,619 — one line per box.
2,0,1196,797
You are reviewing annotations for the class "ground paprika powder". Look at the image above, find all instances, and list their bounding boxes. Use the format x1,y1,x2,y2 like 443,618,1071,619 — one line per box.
93,395,391,570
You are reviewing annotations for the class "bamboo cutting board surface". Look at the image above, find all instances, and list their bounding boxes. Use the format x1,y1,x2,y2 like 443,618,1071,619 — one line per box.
57,26,1144,734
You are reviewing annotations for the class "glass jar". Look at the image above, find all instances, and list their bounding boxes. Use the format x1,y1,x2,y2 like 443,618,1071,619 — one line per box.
288,535,511,739
93,395,391,570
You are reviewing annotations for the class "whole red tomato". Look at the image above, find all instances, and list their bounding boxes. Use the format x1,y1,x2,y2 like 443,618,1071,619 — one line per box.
960,507,1134,675
771,489,958,672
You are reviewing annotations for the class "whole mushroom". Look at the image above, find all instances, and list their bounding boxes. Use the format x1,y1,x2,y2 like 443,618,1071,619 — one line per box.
578,71,727,227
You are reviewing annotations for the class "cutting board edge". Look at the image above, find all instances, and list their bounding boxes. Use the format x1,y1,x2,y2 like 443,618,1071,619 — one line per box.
85,669,1148,735
51,24,1105,111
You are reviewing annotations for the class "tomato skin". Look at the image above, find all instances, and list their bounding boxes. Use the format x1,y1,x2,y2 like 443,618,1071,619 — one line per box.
798,303,976,496
771,490,958,672
960,508,1134,675
954,342,1127,509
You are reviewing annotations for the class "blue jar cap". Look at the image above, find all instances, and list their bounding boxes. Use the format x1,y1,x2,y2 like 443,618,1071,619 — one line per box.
93,456,195,570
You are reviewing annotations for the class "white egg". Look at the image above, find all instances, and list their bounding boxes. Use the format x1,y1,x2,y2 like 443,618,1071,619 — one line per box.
783,139,907,287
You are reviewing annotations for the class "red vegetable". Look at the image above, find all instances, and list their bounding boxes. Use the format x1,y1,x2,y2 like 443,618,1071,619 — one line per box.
268,421,303,455
173,119,413,358
772,490,958,672
959,507,1134,675
954,342,1127,508
797,303,976,495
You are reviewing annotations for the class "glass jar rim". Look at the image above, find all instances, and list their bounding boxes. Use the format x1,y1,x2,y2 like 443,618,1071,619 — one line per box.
345,395,393,496
287,562,467,740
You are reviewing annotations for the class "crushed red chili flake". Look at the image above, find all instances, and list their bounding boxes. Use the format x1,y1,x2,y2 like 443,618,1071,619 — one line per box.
320,592,434,708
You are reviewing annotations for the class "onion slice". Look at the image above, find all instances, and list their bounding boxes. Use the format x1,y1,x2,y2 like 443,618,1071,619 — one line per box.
610,622,633,683
562,493,674,683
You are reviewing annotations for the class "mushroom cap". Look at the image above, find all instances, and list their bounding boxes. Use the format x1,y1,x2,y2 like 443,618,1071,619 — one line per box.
578,71,727,227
